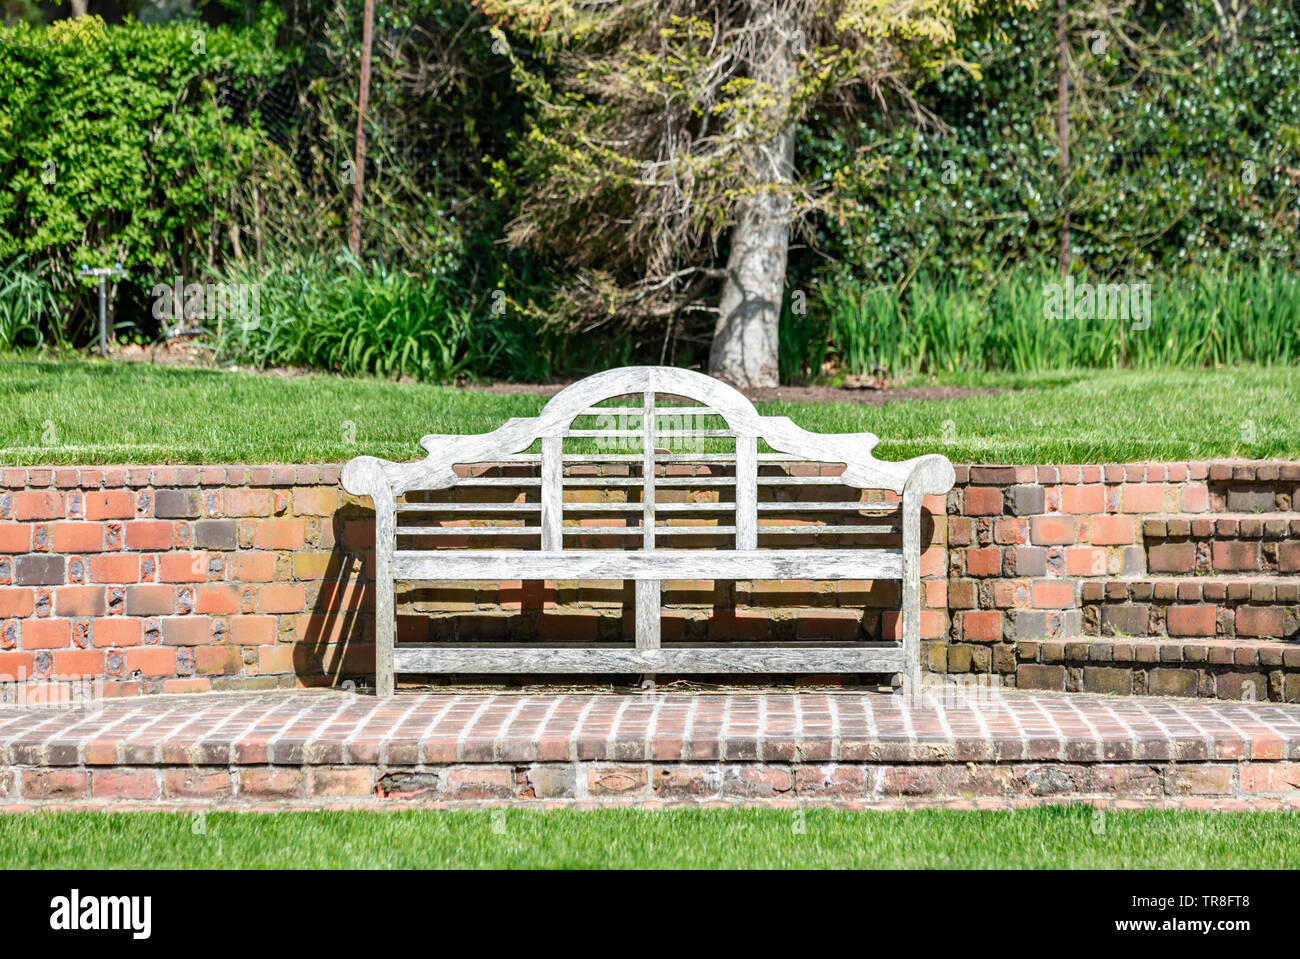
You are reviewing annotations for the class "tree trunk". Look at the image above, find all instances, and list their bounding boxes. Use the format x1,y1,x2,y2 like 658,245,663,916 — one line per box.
70,0,88,17
709,3,797,389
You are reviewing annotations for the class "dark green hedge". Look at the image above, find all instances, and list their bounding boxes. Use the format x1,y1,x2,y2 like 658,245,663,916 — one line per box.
799,1,1300,286
0,13,285,339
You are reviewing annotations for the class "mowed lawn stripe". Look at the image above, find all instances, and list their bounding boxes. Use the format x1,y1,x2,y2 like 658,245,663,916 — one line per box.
2,806,1298,869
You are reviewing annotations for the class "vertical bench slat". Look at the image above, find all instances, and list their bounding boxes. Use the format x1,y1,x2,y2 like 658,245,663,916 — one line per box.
641,386,655,550
541,436,563,551
735,434,758,550
638,386,658,687
635,580,661,650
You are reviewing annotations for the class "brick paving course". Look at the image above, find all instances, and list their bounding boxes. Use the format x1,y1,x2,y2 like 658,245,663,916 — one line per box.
5,689,1300,808
0,688,1298,766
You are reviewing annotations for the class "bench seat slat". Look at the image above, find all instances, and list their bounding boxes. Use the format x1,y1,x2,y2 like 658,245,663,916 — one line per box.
390,548,902,580
392,645,904,674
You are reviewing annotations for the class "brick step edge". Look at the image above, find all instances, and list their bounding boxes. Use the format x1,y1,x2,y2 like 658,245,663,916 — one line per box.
1082,577,1300,602
1017,637,1300,700
5,760,1300,809
1205,461,1300,515
1080,577,1300,641
1144,513,1300,538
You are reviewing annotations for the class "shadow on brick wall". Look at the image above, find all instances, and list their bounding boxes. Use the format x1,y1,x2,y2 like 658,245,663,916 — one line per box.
295,505,374,688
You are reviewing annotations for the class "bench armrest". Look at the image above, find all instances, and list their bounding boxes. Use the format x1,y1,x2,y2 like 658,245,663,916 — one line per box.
340,455,394,504
901,453,957,501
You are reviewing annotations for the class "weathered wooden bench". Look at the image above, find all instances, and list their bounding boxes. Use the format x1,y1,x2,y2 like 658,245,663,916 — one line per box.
342,366,954,696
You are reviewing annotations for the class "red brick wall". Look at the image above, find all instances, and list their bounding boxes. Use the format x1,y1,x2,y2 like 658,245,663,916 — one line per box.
0,460,1295,702
941,464,1203,682
0,465,359,701
945,462,1300,700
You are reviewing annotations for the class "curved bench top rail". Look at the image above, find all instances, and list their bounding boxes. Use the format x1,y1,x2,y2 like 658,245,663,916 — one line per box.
342,366,955,500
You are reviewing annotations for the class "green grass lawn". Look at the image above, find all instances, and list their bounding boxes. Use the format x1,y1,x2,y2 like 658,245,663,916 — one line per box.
1,806,1296,868
0,358,1296,466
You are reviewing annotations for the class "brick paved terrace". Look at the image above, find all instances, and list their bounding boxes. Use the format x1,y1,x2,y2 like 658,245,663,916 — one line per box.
3,689,1300,810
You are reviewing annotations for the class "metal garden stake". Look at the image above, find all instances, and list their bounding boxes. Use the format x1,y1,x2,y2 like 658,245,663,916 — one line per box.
80,263,125,357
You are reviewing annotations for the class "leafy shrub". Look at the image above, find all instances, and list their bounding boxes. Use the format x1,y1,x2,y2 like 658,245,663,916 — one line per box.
0,12,286,342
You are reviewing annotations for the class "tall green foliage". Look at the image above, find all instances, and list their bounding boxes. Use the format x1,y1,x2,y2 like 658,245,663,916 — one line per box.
211,249,581,383
0,256,59,350
781,264,1300,380
214,251,473,381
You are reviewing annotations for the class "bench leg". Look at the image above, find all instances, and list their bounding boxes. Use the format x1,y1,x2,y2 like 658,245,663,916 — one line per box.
900,493,922,699
900,604,921,699
635,579,660,690
346,466,396,697
374,564,395,698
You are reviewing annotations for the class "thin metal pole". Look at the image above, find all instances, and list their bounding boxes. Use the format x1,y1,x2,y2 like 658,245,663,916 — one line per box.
1057,0,1070,279
349,0,376,257
98,275,107,357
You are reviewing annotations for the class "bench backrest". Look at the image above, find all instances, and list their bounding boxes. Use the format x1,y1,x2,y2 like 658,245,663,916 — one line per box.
343,366,955,554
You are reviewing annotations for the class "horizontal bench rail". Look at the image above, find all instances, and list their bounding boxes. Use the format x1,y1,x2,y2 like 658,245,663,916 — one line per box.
561,525,738,536
579,406,723,416
449,453,816,463
422,476,876,489
397,501,897,513
393,645,905,674
391,548,902,581
394,524,899,538
561,428,740,438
